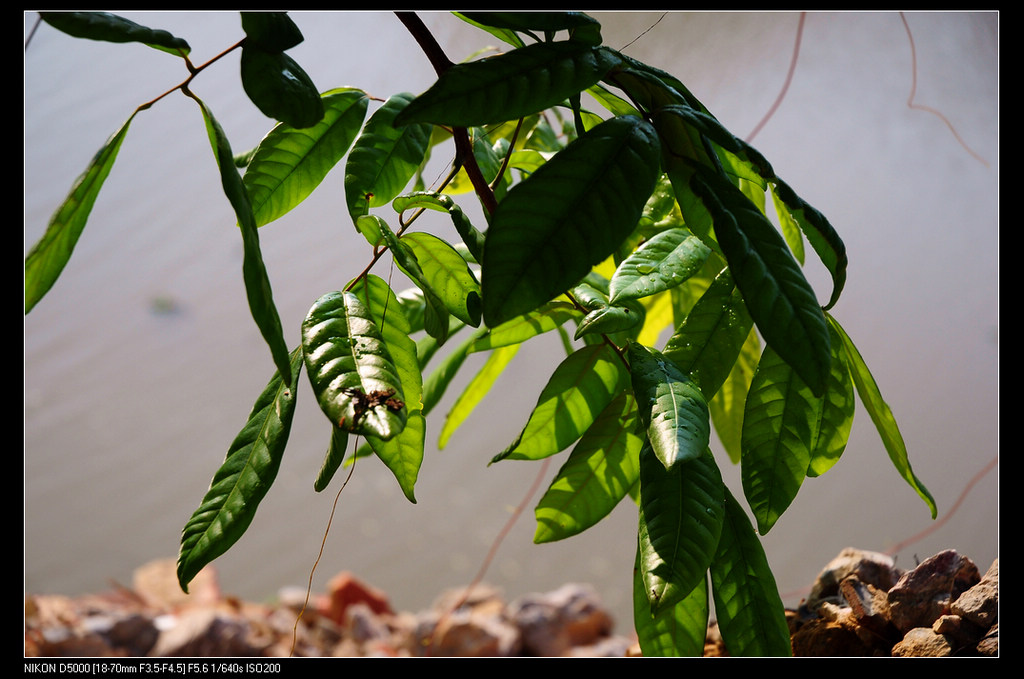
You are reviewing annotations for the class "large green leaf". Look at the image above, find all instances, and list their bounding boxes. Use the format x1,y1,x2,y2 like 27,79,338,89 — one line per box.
394,40,620,128
25,113,136,313
633,545,709,657
690,170,831,396
420,327,489,417
243,88,369,227
807,320,856,477
240,46,324,129
662,267,754,401
345,93,432,221
739,343,819,535
827,314,936,517
240,11,303,51
628,342,710,469
482,115,661,326
192,95,293,385
401,231,482,328
392,191,485,263
609,228,711,304
301,291,407,440
709,487,792,656
533,390,642,543
40,11,190,56
491,344,628,463
638,443,725,613
469,301,579,353
177,347,303,592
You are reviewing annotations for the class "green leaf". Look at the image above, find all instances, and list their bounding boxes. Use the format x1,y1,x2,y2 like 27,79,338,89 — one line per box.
394,40,620,128
366,412,425,504
709,487,792,656
708,328,760,464
243,88,369,227
314,425,349,492
392,192,485,263
827,314,936,517
301,291,407,440
401,231,482,328
807,320,856,477
740,343,819,534
771,179,848,311
492,344,628,463
177,347,303,592
192,95,293,385
633,548,710,657
420,327,489,417
344,93,432,221
456,11,601,40
533,391,643,543
240,11,303,51
240,46,324,129
627,342,710,469
439,343,520,449
40,11,190,56
609,228,711,304
638,443,725,613
469,301,580,352
482,115,661,326
690,170,831,396
661,267,754,403
26,114,135,313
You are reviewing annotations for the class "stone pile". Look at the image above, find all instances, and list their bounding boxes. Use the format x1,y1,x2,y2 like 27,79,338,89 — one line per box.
24,547,998,657
789,547,998,657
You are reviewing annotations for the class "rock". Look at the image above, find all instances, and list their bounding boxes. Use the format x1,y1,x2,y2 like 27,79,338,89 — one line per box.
322,571,392,626
891,627,954,657
952,559,998,628
887,550,981,634
508,583,614,656
148,608,264,657
801,547,903,613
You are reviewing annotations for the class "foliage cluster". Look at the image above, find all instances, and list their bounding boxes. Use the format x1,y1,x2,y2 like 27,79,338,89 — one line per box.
25,11,936,656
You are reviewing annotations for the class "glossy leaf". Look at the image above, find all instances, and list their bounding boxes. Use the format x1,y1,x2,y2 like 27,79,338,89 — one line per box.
366,412,425,504
192,95,293,385
609,228,711,304
740,343,818,535
401,231,482,328
240,11,303,51
468,301,579,352
482,115,661,326
491,344,628,463
314,425,349,492
807,320,856,477
690,170,830,396
628,342,710,469
40,11,190,56
345,93,432,220
771,179,847,311
393,191,485,262
633,547,709,657
240,46,324,129
828,314,936,517
662,267,754,401
301,291,407,440
243,88,369,227
709,328,760,464
394,40,620,128
533,391,642,543
26,114,135,313
638,443,725,613
177,347,303,592
710,487,792,656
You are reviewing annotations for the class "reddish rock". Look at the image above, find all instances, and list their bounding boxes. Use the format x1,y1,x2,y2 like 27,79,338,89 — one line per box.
321,571,392,625
887,550,981,634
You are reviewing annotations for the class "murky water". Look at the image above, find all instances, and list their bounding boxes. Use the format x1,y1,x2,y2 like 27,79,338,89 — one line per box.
25,11,997,627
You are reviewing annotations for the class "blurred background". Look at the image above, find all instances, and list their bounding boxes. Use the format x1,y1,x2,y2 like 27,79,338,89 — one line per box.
24,11,997,629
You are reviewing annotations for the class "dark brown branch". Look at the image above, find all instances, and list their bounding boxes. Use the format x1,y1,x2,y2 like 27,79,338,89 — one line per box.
395,12,499,216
